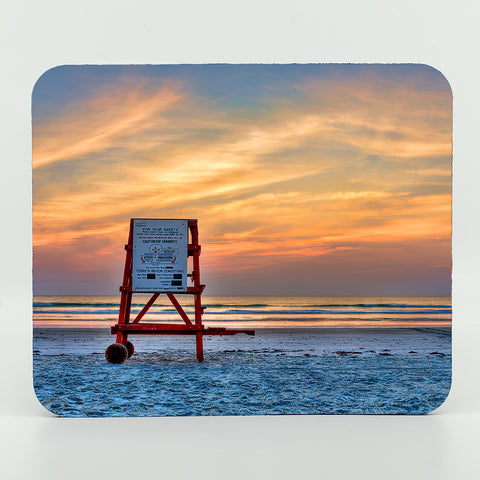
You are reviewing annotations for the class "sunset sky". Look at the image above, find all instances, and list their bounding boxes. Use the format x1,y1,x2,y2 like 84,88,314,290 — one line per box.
32,64,452,296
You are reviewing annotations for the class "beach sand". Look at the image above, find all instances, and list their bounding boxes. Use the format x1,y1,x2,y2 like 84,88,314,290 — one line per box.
33,326,451,416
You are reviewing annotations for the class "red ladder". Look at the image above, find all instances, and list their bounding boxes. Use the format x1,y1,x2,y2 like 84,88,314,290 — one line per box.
105,219,254,363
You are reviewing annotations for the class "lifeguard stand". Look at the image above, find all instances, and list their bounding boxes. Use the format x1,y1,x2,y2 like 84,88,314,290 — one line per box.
105,218,254,364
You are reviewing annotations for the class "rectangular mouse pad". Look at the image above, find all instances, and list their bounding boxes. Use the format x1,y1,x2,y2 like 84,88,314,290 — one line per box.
32,64,452,416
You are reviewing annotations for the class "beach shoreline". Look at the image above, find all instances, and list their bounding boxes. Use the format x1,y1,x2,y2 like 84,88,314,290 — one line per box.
33,325,452,357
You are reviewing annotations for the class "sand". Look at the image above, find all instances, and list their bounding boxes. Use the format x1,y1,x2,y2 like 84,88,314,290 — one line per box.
33,326,451,416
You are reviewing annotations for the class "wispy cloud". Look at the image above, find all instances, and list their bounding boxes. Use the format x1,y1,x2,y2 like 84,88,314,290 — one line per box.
33,82,184,168
33,66,452,294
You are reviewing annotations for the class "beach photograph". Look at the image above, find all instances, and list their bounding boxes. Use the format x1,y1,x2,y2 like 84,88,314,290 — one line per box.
32,64,452,416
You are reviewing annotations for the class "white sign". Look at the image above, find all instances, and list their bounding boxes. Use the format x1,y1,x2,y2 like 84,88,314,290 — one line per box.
131,219,188,292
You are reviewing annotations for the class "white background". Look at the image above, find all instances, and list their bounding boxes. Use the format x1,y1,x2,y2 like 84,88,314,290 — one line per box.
1,1,479,478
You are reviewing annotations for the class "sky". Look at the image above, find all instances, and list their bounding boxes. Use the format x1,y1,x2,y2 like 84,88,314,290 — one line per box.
32,64,452,296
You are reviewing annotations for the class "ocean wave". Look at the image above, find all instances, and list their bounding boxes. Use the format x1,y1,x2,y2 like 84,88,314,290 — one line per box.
33,302,270,309
33,307,452,316
208,309,451,315
34,308,177,315
33,302,121,308
32,316,449,324
305,304,451,309
33,301,451,309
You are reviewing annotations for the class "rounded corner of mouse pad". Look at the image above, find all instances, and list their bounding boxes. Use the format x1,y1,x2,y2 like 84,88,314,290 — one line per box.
32,63,452,417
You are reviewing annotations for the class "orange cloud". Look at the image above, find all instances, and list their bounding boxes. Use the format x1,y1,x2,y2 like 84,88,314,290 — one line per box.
33,68,452,294
33,83,184,168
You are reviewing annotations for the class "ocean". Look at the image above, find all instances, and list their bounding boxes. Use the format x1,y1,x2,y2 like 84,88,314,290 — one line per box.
33,295,451,329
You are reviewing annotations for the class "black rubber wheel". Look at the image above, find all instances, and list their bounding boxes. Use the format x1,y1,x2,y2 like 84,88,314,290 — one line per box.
126,341,134,358
105,343,128,364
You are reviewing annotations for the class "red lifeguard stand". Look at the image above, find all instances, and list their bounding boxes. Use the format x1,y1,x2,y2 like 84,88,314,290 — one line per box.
105,218,254,364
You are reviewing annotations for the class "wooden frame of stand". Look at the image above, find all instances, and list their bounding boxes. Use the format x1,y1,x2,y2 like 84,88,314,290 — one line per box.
105,219,254,364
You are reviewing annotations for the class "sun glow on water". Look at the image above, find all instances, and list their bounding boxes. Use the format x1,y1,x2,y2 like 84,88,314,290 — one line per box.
33,295,452,329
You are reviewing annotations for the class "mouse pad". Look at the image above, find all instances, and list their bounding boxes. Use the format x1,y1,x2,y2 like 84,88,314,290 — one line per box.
32,64,452,416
